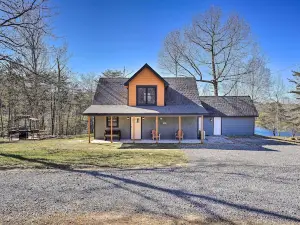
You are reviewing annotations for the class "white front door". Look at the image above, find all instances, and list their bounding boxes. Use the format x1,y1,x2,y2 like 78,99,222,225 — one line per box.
131,117,142,139
213,117,222,135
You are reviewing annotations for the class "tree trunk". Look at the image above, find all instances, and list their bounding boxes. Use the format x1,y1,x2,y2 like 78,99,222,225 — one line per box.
211,45,218,96
51,91,56,136
213,81,218,96
65,102,72,135
0,102,3,137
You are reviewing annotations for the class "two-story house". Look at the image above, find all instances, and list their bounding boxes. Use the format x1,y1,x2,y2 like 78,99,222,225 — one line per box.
83,64,258,143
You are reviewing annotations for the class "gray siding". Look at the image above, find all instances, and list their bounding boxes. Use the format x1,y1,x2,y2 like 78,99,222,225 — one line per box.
142,116,198,139
221,117,255,136
142,117,155,139
94,116,130,139
182,117,198,139
118,117,131,139
203,117,214,136
95,116,105,139
158,117,180,139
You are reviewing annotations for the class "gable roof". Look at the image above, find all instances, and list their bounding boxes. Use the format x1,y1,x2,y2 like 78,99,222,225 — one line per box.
85,76,208,115
200,96,258,117
93,77,202,106
84,75,258,117
124,63,169,86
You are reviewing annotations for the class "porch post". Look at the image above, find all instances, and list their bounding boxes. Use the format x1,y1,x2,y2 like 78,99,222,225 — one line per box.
132,116,135,143
110,116,113,143
155,116,158,144
178,116,181,144
88,116,91,143
201,115,204,144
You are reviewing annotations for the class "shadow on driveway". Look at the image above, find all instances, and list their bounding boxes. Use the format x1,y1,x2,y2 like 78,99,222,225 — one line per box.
0,152,300,224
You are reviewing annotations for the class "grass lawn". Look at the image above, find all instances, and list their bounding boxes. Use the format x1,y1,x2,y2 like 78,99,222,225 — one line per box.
254,134,300,144
0,137,187,170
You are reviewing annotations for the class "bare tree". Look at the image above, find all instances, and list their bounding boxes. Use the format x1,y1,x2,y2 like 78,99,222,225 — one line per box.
79,72,98,103
270,75,289,135
159,6,256,96
17,23,49,118
52,44,70,135
224,55,272,101
0,0,49,62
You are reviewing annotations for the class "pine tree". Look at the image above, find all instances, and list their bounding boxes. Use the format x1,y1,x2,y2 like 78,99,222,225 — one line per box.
287,71,300,136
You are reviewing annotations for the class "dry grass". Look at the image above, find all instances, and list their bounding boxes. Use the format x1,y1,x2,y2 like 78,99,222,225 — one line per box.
254,135,300,145
0,138,187,170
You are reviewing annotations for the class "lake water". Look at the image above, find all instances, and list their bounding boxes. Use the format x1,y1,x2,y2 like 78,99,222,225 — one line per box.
255,127,300,137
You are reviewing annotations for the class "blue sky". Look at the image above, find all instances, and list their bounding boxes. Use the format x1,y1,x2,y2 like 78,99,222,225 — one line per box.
51,0,300,79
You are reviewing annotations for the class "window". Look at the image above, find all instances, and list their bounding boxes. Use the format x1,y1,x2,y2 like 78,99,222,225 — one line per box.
106,116,119,128
136,86,157,105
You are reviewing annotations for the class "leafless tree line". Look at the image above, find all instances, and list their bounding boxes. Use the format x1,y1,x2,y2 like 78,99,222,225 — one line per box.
159,6,271,99
0,0,97,137
159,6,299,136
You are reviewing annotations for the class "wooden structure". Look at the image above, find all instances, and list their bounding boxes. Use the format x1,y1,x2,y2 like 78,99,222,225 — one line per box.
104,129,121,141
8,115,40,141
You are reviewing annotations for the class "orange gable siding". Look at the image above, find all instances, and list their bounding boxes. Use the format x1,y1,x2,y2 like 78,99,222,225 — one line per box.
128,67,165,106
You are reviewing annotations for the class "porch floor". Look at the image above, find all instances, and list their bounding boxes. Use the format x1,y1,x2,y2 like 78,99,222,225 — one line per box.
91,139,201,144
90,136,232,144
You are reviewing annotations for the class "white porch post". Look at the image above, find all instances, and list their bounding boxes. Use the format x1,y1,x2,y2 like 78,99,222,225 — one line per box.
110,116,113,143
178,116,181,144
132,116,135,143
201,115,204,144
155,116,158,144
88,116,91,144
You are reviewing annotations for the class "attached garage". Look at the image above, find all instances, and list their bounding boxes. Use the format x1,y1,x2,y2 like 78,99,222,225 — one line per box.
201,96,258,136
222,117,255,136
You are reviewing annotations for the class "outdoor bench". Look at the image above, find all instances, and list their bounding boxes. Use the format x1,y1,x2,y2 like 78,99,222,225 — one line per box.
104,129,121,140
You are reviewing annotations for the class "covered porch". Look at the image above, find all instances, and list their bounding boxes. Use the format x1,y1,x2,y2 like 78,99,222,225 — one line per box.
87,115,205,144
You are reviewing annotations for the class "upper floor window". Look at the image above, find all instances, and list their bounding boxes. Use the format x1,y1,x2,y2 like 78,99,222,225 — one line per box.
136,86,157,106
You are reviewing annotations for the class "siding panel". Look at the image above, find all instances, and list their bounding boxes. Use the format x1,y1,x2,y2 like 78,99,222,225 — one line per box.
222,117,255,136
203,117,214,136
141,116,197,139
95,116,105,139
182,117,198,139
95,116,130,139
142,117,156,139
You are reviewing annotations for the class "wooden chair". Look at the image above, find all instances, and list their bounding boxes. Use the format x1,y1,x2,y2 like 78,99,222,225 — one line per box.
175,129,184,140
151,130,160,140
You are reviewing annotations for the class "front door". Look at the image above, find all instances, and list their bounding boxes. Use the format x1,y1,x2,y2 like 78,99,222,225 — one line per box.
213,117,222,135
131,117,142,139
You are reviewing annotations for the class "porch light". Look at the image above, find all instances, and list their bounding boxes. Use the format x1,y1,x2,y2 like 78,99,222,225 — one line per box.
160,117,163,120
127,117,130,120
142,117,145,120
210,118,213,122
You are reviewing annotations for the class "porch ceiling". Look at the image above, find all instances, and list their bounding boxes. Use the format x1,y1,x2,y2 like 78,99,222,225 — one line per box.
83,104,208,116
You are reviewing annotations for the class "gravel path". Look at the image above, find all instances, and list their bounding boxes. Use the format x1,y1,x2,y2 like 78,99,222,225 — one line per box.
0,137,300,224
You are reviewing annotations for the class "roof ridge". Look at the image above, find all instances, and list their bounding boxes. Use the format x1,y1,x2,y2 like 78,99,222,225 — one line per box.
163,76,196,79
99,77,128,79
124,64,169,86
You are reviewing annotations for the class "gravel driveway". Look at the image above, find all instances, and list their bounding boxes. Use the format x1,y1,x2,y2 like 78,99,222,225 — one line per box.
1,137,300,224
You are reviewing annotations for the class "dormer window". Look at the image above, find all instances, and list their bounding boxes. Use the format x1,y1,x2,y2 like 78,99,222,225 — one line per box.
136,86,157,106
